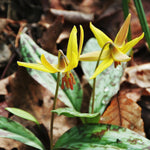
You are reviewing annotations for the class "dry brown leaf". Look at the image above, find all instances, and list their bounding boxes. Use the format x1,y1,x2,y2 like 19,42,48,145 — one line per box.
56,29,70,44
124,63,150,88
38,16,64,55
0,19,8,33
100,91,145,137
142,88,150,96
0,138,21,150
50,0,64,10
0,74,15,95
0,101,8,117
119,82,143,102
50,8,94,23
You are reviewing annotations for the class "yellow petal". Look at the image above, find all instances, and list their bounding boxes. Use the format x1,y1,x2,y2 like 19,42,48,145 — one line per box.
64,52,78,72
114,14,131,46
122,33,144,54
66,26,78,67
78,25,84,56
112,46,131,62
17,61,51,72
90,58,113,79
90,22,112,48
79,49,111,61
41,54,60,73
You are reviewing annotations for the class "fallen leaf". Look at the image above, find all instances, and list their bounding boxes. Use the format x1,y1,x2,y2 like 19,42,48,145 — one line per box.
50,0,64,9
0,74,15,95
56,29,71,44
0,138,21,150
38,16,64,55
0,101,8,117
100,90,145,137
0,19,8,33
124,63,150,88
119,82,143,102
142,88,150,96
0,43,12,67
50,8,94,23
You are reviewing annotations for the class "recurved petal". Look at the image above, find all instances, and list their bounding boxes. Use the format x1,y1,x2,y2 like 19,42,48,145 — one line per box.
112,46,131,62
66,26,78,66
78,25,84,56
79,49,110,61
41,54,60,73
64,52,78,72
90,22,112,48
122,33,144,54
114,14,131,46
17,61,51,72
90,58,113,79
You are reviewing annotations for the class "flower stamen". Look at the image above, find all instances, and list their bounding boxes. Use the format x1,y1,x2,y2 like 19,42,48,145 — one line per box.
61,72,76,90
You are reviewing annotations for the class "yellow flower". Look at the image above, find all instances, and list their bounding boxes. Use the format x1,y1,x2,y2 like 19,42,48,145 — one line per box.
17,25,84,90
80,14,144,79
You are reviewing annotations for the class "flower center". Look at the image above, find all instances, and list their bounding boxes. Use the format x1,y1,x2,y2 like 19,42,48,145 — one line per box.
57,50,69,70
61,72,76,90
109,43,121,68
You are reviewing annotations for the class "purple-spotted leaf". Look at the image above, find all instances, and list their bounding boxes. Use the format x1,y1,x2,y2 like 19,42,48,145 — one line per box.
54,124,150,150
0,116,45,150
52,107,100,123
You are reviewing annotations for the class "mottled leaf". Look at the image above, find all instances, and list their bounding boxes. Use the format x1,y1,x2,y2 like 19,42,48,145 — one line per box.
81,38,125,114
0,116,45,150
19,33,83,111
54,124,150,150
52,107,100,123
100,91,145,136
5,107,39,125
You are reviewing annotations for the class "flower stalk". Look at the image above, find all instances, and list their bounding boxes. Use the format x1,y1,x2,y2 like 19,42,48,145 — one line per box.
91,42,112,114
50,72,60,150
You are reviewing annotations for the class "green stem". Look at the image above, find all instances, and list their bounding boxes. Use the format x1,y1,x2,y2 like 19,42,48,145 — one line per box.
50,72,60,150
91,42,112,114
122,0,132,42
133,0,150,50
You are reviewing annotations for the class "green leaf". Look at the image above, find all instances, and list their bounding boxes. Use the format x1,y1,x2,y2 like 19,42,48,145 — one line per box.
19,33,83,111
5,107,39,125
134,0,150,50
52,107,100,123
0,116,45,150
81,38,125,114
54,124,150,150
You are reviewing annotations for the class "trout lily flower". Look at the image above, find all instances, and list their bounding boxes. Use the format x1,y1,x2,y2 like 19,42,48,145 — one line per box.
17,25,84,90
80,14,144,79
